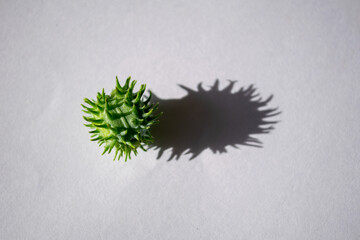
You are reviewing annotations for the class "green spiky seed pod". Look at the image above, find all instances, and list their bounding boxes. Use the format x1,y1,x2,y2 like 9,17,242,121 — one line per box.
82,76,161,161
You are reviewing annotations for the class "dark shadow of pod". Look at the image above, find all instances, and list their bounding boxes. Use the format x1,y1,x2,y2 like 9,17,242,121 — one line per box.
149,79,281,161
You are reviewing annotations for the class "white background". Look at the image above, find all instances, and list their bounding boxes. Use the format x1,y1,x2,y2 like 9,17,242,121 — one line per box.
1,0,360,239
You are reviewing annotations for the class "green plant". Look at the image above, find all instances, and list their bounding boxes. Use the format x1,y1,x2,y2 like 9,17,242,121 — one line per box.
82,76,161,161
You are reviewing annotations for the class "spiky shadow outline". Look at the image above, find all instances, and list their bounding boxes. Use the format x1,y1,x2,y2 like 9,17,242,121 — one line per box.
150,79,280,161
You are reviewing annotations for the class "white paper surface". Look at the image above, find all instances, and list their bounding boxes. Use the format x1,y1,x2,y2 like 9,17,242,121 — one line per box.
1,0,360,239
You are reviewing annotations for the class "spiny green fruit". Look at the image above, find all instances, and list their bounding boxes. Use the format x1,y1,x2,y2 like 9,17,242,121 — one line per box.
82,76,161,161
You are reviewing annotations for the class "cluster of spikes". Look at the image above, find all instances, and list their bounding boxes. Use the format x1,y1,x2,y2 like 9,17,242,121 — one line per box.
82,76,161,161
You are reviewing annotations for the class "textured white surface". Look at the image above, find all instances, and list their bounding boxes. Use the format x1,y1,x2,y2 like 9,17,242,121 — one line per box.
1,0,360,239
